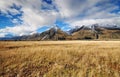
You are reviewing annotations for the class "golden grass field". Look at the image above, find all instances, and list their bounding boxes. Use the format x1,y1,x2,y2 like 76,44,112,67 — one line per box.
0,41,120,77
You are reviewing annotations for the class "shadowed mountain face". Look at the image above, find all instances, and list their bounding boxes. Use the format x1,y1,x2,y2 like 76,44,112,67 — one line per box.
69,25,120,40
67,26,94,40
0,25,120,41
69,24,120,40
10,26,68,41
39,26,68,40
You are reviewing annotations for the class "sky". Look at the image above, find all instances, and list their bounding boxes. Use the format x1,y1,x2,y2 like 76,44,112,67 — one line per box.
0,0,120,37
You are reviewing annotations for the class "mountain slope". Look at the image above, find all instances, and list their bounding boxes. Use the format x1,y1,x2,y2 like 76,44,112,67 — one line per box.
0,24,120,40
69,26,95,40
70,24,120,40
12,26,68,41
39,26,68,40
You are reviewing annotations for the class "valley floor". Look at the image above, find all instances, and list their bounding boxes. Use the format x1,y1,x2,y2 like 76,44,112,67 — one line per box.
0,41,120,77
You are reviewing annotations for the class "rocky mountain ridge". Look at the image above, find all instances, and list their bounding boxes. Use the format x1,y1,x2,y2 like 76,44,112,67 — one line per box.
0,24,120,40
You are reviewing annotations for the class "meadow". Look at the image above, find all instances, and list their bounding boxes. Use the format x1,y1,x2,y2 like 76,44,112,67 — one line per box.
0,41,120,77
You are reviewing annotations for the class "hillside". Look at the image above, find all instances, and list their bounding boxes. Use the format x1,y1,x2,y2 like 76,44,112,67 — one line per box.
0,25,120,41
68,25,120,40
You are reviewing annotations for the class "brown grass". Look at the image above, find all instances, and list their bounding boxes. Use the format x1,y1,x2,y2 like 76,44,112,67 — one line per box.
0,41,120,77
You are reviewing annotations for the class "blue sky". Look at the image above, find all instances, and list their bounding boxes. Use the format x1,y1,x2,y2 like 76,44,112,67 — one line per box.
0,0,120,37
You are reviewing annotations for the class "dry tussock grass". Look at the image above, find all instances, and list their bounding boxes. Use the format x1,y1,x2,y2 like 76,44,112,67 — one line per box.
0,41,120,77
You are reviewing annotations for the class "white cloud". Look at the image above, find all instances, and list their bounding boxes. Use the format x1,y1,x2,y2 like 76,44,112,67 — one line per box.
0,0,22,15
0,33,6,37
54,0,120,27
0,0,58,37
54,0,101,18
21,7,58,28
0,0,120,37
12,19,19,24
69,17,120,27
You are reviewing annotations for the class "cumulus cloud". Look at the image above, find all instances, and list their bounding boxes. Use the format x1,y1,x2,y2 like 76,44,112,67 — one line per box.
54,0,120,27
68,17,120,27
55,0,119,19
0,33,6,37
54,0,101,18
0,0,58,37
0,0,120,37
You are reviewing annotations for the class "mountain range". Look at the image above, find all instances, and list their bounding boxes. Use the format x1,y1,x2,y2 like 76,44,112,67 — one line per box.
0,24,120,41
